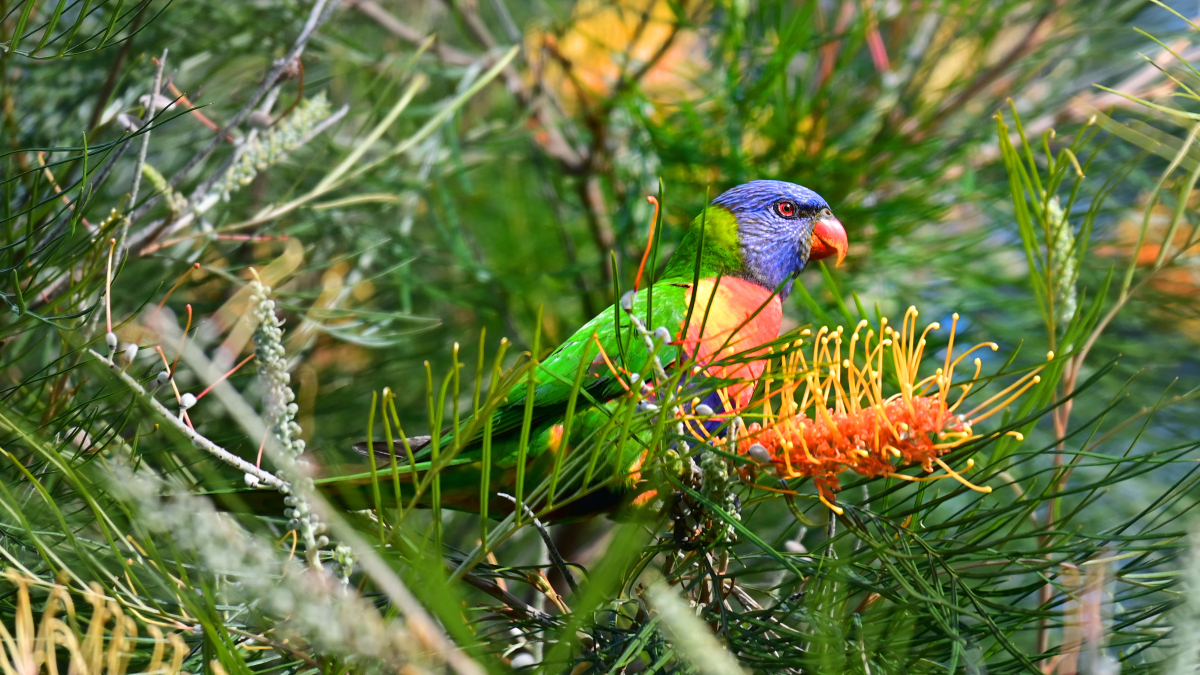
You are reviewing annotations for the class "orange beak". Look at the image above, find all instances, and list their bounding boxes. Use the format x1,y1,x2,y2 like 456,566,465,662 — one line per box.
808,215,848,267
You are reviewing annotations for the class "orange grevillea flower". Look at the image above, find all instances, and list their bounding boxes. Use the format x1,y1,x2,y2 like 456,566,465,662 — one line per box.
730,307,1049,514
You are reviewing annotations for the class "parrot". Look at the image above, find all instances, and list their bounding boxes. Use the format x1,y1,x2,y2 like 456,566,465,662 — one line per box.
230,180,847,522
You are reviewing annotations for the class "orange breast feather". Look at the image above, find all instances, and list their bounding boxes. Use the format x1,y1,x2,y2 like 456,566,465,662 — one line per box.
678,277,782,412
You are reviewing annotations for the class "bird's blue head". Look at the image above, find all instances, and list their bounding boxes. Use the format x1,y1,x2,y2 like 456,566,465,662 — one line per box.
709,180,847,297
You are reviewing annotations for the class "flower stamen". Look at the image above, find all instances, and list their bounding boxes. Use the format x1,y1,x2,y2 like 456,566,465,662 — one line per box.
727,309,1046,511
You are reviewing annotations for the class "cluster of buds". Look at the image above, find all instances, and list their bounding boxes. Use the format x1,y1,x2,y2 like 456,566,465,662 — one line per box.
212,92,332,202
730,307,1047,514
250,277,334,566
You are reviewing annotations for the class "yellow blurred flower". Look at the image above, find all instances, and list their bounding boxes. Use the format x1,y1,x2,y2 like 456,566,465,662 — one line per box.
526,0,708,114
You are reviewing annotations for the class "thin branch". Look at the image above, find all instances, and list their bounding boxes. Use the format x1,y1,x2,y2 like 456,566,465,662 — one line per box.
159,315,487,675
134,103,350,254
919,6,1059,138
450,560,555,624
117,48,168,268
449,0,498,51
87,348,286,490
129,0,342,227
496,492,580,594
351,0,474,65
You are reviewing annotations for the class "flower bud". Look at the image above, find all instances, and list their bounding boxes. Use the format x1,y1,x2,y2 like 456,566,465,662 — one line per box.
248,111,273,129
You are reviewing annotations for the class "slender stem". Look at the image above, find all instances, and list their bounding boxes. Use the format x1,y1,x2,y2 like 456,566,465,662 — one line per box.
129,0,342,226
88,349,285,490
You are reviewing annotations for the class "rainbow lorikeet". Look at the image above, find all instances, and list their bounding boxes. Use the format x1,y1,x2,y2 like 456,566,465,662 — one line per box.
258,181,845,521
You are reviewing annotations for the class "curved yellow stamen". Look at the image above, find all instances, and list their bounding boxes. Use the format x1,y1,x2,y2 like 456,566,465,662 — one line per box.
933,456,992,493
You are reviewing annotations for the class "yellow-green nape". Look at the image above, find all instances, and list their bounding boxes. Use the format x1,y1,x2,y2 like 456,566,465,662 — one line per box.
660,204,745,281
698,204,740,251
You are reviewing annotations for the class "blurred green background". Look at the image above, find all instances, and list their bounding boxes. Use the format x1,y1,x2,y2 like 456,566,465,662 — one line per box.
5,0,1200,671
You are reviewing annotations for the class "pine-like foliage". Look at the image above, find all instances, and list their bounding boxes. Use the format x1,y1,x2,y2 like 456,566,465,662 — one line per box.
2,1,1199,673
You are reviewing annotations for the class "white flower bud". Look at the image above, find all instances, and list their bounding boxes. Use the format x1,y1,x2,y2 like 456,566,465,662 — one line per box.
747,444,772,465
105,332,118,351
695,404,714,417
180,393,197,410
620,290,635,312
121,343,139,363
248,110,273,129
243,473,260,488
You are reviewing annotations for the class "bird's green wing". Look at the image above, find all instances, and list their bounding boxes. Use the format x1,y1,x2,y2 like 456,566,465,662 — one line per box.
310,283,693,513
336,282,692,480
469,282,691,442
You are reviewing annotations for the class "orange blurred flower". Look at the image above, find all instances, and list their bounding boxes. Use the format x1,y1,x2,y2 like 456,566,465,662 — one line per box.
729,307,1047,514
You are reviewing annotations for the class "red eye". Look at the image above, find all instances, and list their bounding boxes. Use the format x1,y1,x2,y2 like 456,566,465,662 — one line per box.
776,200,797,218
